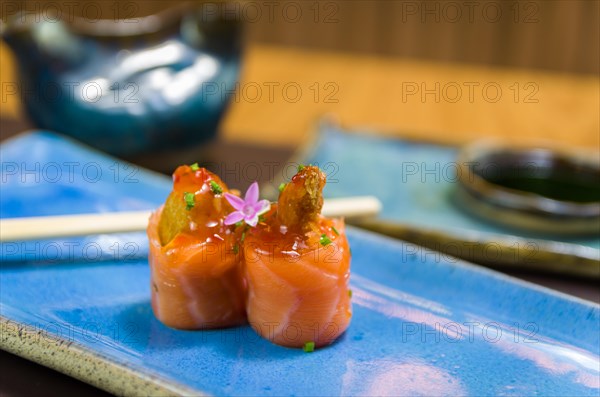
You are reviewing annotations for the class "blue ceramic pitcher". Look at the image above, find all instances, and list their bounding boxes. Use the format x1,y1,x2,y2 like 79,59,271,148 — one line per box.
1,4,243,157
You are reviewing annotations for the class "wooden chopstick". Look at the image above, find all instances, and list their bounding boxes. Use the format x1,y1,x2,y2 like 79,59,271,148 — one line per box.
0,196,381,242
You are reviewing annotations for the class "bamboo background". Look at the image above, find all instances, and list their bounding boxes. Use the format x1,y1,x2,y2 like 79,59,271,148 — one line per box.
6,0,599,75
246,0,599,75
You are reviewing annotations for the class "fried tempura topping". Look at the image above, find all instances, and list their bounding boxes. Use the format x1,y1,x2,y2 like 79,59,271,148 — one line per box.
277,165,326,235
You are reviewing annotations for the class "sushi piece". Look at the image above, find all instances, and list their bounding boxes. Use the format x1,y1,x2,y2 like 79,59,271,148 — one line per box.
147,164,246,329
238,166,352,348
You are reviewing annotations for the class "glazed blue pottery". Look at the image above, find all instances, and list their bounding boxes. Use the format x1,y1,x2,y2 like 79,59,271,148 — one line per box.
1,4,243,157
1,131,599,396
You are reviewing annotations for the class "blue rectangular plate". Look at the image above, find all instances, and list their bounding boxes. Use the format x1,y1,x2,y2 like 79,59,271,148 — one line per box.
1,132,599,396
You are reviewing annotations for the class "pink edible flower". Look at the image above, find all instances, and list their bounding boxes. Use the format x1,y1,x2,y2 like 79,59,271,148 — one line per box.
224,182,271,227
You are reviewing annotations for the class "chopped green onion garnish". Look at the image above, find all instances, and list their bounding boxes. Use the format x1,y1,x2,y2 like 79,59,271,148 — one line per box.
348,289,353,298
258,214,266,223
209,180,223,194
278,182,286,193
241,231,246,243
190,163,200,171
297,164,305,172
235,221,244,228
331,226,339,236
184,192,195,210
232,244,239,255
303,341,315,353
320,234,332,246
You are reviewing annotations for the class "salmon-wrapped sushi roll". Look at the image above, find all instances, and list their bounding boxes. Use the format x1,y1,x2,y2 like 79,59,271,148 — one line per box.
147,165,246,329
233,166,352,348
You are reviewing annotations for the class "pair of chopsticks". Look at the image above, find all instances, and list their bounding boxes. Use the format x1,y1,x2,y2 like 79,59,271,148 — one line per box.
0,196,382,242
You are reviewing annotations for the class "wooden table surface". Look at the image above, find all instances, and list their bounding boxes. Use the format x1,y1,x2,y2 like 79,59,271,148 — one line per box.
2,42,599,149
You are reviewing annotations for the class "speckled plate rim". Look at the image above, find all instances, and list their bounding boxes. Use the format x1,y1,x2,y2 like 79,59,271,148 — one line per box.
0,316,200,396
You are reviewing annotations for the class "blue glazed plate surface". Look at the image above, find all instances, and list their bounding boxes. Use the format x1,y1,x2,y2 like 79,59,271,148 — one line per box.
1,132,599,396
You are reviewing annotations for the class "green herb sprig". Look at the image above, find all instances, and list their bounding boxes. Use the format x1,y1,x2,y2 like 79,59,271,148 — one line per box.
209,180,223,195
320,234,332,246
184,192,195,210
303,341,315,353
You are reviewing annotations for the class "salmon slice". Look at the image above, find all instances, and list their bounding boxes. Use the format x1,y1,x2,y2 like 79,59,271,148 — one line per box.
147,166,246,329
243,166,352,348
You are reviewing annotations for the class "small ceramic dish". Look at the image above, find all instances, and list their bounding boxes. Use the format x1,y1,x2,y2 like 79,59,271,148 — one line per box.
454,140,600,236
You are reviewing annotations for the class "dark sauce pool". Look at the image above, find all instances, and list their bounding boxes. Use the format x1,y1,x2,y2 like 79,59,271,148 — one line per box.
486,175,600,203
474,151,600,204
